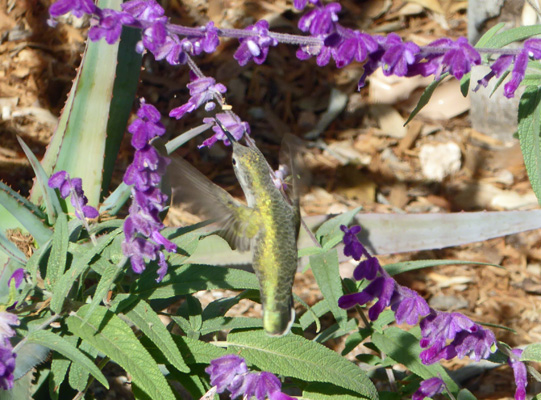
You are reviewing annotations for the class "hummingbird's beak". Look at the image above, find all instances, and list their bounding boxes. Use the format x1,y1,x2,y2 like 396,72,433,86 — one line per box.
214,117,237,144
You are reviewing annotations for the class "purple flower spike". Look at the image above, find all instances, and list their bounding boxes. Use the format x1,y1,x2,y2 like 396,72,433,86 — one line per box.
298,2,341,36
509,349,527,400
205,355,248,393
297,33,337,67
200,113,250,148
122,0,165,22
381,33,420,77
88,9,135,44
333,29,378,68
475,54,514,90
391,286,430,325
169,76,227,120
234,20,278,66
412,377,445,400
525,38,541,59
0,338,16,390
504,50,528,98
294,0,320,10
49,0,96,19
122,99,177,281
453,325,496,362
340,225,365,261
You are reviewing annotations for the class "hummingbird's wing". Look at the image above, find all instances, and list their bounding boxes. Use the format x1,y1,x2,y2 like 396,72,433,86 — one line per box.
168,156,261,251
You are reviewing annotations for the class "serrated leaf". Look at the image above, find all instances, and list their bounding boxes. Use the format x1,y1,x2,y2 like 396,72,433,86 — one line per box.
315,207,362,249
133,263,258,300
310,249,347,329
371,327,458,393
521,343,541,362
16,136,60,224
66,304,175,400
26,330,108,389
46,213,68,289
51,229,120,313
12,342,50,380
227,330,377,399
114,296,189,373
518,86,541,204
404,75,446,125
384,259,501,276
0,181,51,245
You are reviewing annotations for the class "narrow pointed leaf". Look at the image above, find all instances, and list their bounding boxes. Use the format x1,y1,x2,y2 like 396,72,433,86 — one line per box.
26,330,108,388
46,213,68,289
66,305,175,400
16,136,60,224
315,206,362,249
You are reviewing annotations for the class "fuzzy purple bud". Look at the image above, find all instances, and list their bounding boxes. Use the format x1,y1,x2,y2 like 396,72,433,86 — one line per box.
412,377,445,400
508,349,527,400
381,33,420,77
49,0,96,19
340,225,365,261
234,20,278,66
88,9,135,44
200,113,250,148
298,2,341,36
390,286,430,325
169,76,227,120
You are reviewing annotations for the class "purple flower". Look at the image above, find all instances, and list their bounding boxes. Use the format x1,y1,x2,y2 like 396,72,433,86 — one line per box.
419,311,496,364
475,55,514,90
88,9,135,44
200,113,250,148
416,37,481,80
49,0,96,19
48,171,99,220
297,33,337,67
205,355,248,393
504,50,528,98
122,0,165,22
122,100,176,281
390,286,430,325
205,355,294,400
332,29,378,68
8,269,24,289
294,0,320,10
338,276,395,320
412,377,445,400
0,338,16,390
340,225,365,261
353,256,380,281
169,76,227,120
0,313,19,339
381,33,420,77
234,20,278,66
508,349,527,400
298,2,341,36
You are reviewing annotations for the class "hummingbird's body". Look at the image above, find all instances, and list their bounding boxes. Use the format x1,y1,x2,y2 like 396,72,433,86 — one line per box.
171,137,301,336
230,143,300,336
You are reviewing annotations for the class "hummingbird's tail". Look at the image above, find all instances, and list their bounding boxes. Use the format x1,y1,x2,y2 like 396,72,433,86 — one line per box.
263,300,296,337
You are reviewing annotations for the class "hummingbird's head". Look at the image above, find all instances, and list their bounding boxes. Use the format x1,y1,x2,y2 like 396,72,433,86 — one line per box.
231,143,271,205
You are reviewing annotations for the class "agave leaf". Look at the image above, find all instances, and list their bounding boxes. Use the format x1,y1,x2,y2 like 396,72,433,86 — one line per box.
16,136,61,224
12,343,50,380
32,0,141,211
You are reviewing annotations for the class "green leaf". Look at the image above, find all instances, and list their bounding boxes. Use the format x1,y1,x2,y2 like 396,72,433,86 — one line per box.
202,293,244,320
404,75,446,125
371,327,458,393
199,317,263,335
518,86,541,205
172,335,227,364
99,182,132,215
51,229,120,313
12,343,50,380
50,336,79,396
313,318,358,343
81,260,121,325
315,207,362,249
384,259,502,276
68,339,98,391
133,263,258,300
459,72,471,97
303,383,370,400
46,213,69,289
484,25,541,49
177,295,203,339
66,304,175,400
0,181,51,245
17,136,61,224
299,299,330,330
309,249,347,329
227,330,377,399
457,389,478,400
475,22,505,47
114,296,189,373
521,343,541,362
292,293,321,333
26,330,108,389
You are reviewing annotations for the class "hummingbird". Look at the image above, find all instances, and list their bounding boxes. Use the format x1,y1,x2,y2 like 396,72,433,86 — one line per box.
170,121,301,336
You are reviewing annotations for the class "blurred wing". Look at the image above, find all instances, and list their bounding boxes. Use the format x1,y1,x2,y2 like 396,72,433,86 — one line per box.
279,134,308,227
168,156,261,251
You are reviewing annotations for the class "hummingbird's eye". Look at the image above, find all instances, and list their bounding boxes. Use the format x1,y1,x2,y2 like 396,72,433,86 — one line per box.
232,157,237,166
